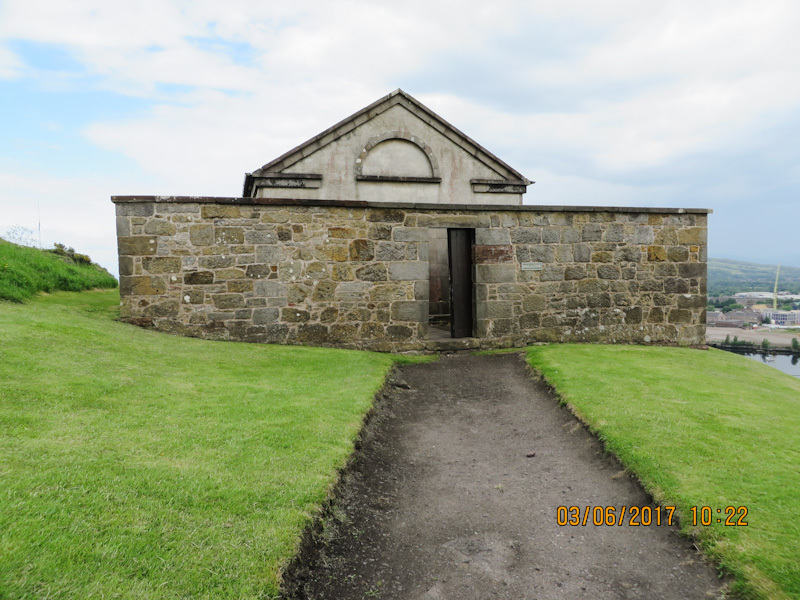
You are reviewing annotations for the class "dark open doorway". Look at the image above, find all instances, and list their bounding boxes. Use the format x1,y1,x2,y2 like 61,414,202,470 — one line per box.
447,228,475,338
427,228,475,339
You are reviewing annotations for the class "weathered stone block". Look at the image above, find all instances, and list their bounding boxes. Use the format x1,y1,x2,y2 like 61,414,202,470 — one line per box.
582,224,602,241
117,203,155,218
591,251,613,263
647,246,667,262
520,313,540,329
189,225,214,246
677,227,706,245
614,246,642,262
511,228,542,244
370,283,407,301
228,280,254,293
331,264,355,281
256,245,285,263
391,301,426,322
416,215,491,228
199,255,235,269
389,261,428,281
143,256,181,274
677,294,706,309
120,275,165,295
244,264,270,279
260,210,290,223
477,301,513,319
312,280,338,300
474,245,514,263
253,307,279,324
664,277,690,294
184,270,214,285
668,308,692,323
541,227,560,244
119,236,158,255
201,205,240,219
215,227,244,245
182,289,204,304
393,227,428,242
328,226,357,239
539,266,564,281
475,228,511,245
349,239,374,261
555,245,574,262
564,265,587,280
245,230,277,244
356,263,388,281
386,325,413,341
297,324,329,343
597,265,620,280
144,219,177,236
142,299,179,317
360,322,385,339
528,245,554,263
212,294,244,309
320,307,338,322
335,281,371,301
587,293,611,308
282,308,310,322
369,223,393,240
561,227,581,244
215,268,245,279
367,209,405,222
631,226,654,244
329,324,359,343
375,242,406,261
678,263,705,278
475,264,517,283
255,280,287,297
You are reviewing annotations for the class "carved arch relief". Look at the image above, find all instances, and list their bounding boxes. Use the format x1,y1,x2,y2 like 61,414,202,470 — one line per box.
355,133,440,181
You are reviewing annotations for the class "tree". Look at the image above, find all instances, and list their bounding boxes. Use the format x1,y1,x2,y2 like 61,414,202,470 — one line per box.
762,316,771,324
724,334,731,345
761,338,771,350
792,338,800,352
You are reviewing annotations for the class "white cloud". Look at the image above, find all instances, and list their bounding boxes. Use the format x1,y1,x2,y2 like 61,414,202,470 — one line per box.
2,0,800,266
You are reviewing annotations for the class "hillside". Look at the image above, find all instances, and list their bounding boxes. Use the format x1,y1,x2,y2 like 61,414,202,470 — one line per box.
708,258,800,296
0,240,117,302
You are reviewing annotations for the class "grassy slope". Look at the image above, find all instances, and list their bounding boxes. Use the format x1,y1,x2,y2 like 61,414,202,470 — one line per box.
0,290,395,599
0,240,117,302
527,344,800,600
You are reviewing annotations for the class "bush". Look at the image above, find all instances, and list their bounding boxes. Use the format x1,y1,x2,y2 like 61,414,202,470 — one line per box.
761,338,771,350
792,338,800,352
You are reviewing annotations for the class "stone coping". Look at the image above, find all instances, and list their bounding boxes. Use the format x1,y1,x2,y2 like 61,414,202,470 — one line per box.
110,195,712,215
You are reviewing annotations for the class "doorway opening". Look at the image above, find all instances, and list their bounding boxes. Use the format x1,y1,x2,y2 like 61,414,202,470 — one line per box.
428,228,475,339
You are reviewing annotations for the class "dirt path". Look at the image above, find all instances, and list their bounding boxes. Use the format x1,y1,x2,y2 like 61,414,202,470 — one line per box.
284,353,727,599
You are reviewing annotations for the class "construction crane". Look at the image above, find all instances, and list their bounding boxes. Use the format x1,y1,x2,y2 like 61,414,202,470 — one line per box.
773,264,781,310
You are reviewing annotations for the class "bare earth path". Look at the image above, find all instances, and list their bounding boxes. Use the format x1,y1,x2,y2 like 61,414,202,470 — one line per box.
284,353,727,599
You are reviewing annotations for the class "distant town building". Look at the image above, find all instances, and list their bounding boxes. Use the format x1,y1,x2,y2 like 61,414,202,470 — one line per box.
761,310,800,326
707,309,762,328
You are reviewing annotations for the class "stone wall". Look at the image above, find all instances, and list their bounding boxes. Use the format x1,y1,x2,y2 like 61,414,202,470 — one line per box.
113,196,708,351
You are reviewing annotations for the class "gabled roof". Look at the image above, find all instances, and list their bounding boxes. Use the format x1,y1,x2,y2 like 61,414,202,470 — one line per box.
244,89,532,197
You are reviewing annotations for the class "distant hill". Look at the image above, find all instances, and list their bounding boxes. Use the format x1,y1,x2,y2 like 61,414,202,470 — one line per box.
709,258,800,296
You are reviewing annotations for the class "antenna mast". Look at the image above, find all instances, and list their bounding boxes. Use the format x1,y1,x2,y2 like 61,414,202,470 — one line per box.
773,264,781,310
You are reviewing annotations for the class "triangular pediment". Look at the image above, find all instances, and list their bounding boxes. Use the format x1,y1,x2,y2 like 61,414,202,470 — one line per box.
244,89,532,205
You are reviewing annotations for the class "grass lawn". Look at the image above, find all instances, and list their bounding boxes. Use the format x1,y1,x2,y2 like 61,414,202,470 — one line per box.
0,290,396,598
527,344,800,600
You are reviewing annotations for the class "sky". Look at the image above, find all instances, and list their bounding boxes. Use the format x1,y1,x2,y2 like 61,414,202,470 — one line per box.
1,0,799,277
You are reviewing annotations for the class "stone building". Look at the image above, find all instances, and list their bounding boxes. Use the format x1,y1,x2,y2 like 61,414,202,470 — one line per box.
113,90,709,351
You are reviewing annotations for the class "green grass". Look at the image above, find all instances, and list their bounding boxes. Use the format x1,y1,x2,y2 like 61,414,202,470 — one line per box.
0,240,117,302
527,344,800,600
0,290,395,598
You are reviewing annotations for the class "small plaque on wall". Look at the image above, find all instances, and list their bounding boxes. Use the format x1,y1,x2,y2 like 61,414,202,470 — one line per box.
520,262,543,271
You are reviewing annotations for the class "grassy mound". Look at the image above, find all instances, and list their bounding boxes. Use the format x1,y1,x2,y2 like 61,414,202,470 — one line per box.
0,290,396,598
527,344,800,600
0,240,117,302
